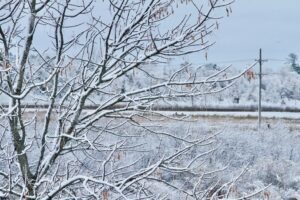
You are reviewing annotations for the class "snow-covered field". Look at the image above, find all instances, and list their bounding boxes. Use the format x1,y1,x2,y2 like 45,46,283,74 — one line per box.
1,109,300,199
171,115,300,199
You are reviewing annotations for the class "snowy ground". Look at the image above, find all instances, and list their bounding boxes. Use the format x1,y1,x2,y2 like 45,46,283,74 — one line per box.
161,114,300,199
2,110,300,199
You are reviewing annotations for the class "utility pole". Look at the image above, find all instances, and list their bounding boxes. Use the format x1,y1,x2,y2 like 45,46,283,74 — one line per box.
257,49,267,129
258,49,262,129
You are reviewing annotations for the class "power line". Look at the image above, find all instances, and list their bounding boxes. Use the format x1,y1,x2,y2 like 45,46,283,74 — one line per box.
253,73,284,75
151,57,288,69
267,58,286,62
212,58,256,64
155,58,257,67
169,57,286,65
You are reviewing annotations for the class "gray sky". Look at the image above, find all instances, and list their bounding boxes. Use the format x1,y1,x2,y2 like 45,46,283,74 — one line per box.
201,0,300,69
32,0,300,69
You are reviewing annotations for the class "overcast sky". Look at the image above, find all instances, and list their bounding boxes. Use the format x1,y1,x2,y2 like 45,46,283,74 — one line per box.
199,0,300,69
32,0,300,70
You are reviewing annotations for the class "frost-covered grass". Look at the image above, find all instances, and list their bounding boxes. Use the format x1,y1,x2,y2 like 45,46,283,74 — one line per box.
1,110,299,199
178,115,300,199
125,113,300,199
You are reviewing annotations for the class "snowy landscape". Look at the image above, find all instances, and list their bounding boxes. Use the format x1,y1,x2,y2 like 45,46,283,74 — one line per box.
151,115,300,200
2,60,300,111
0,0,299,199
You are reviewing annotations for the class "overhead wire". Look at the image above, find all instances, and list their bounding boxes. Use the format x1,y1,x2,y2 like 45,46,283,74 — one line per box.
162,57,287,67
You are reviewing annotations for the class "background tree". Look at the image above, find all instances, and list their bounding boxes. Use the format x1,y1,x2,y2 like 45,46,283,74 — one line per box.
0,0,258,199
287,53,300,74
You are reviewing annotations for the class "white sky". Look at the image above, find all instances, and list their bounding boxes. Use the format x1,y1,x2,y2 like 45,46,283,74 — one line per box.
200,0,300,69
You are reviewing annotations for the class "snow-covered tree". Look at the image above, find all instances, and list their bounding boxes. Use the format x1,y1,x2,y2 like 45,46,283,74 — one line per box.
287,53,300,74
0,0,255,199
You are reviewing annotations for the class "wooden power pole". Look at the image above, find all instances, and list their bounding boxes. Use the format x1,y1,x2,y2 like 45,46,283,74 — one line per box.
257,49,267,129
258,48,262,129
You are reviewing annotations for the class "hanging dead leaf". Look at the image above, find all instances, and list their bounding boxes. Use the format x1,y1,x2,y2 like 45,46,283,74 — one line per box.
102,190,109,200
